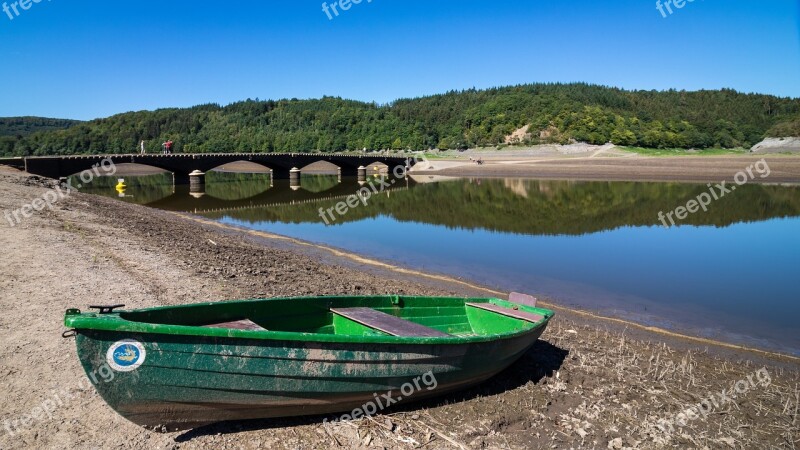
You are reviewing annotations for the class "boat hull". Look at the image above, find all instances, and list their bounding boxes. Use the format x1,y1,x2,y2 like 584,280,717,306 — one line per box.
75,324,547,430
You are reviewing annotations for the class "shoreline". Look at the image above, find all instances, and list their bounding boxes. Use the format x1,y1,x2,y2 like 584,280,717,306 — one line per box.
185,214,799,363
0,170,798,449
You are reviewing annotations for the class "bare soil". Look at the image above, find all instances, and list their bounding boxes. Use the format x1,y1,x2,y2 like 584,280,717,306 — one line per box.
0,170,797,450
418,155,800,184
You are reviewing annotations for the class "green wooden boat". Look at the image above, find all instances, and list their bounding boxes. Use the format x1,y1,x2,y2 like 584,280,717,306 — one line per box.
64,294,553,430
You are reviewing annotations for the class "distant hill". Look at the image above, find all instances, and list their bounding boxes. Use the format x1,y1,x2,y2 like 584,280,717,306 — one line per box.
2,83,799,156
0,117,81,137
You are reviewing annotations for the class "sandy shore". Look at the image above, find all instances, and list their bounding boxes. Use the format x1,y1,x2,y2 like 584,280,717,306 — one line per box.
0,170,798,449
413,155,800,184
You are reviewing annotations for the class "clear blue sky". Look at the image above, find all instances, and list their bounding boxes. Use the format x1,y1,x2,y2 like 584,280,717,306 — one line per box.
0,0,798,120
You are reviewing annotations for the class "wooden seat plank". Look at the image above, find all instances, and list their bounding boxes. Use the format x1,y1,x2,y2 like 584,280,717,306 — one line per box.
466,302,544,323
203,319,267,331
331,307,449,337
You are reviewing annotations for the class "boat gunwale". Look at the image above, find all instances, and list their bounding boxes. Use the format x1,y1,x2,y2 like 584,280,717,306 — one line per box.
64,295,554,345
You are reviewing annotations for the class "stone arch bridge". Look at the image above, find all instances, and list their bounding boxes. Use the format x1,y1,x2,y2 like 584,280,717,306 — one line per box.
0,153,415,183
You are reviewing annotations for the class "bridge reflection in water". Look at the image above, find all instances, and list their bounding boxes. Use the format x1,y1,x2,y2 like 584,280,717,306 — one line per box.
81,172,413,216
80,171,800,236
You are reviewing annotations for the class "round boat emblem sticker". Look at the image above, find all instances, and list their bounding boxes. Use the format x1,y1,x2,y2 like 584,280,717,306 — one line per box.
106,339,146,372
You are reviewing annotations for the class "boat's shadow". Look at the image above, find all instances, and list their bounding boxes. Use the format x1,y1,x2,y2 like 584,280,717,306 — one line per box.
174,339,568,442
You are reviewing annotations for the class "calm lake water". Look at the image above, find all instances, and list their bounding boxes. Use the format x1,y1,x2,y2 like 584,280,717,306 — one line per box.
82,172,800,356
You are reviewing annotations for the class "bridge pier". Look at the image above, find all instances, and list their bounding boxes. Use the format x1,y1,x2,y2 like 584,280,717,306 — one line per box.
357,166,367,183
289,167,301,182
189,170,206,193
289,167,301,190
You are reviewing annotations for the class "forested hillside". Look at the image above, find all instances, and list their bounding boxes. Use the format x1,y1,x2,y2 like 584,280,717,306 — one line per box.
767,116,800,137
2,84,799,156
0,117,81,137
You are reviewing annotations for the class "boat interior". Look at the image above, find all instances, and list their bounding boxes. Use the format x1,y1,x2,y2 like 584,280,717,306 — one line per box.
117,295,550,338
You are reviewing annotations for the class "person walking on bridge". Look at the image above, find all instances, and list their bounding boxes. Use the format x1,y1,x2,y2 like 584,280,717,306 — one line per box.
140,140,146,154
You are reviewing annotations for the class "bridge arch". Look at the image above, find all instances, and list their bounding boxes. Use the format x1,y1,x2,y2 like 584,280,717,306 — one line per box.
298,160,341,174
207,160,273,174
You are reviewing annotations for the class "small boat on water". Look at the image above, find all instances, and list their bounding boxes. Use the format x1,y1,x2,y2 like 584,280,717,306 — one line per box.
64,294,554,430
